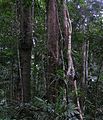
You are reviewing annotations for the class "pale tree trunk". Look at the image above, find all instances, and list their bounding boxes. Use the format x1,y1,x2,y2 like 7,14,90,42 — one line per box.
81,40,89,112
46,0,60,103
10,58,14,100
63,1,75,80
62,1,83,119
83,40,89,86
15,0,21,101
17,0,32,103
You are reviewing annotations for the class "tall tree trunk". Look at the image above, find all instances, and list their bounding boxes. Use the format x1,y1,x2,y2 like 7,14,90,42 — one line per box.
11,58,14,100
82,40,89,86
63,1,75,81
81,40,89,112
62,0,75,99
46,0,60,103
62,1,83,119
17,0,32,103
15,0,21,101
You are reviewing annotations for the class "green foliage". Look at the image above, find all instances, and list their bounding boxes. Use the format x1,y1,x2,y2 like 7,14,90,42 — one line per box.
0,0,103,119
23,0,32,8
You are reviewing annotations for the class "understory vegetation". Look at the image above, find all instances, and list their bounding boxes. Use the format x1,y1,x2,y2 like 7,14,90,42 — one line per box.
0,0,103,120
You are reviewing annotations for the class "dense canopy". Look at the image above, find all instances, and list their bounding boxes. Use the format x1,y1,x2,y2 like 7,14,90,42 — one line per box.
0,0,103,120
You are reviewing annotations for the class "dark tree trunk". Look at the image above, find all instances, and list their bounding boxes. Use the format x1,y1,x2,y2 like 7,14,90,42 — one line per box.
17,0,32,103
46,0,60,103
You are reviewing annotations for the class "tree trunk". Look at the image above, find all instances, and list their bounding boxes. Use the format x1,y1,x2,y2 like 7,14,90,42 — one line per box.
82,40,89,86
62,1,75,81
81,40,89,112
46,0,60,103
62,1,83,119
17,0,32,103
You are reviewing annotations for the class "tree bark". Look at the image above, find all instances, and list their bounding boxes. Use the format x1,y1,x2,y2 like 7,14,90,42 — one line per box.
81,40,89,112
17,0,32,103
62,1,75,81
62,1,83,119
46,0,60,103
82,40,89,86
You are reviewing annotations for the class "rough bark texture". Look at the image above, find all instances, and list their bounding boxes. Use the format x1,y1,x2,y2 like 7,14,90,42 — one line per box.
18,1,32,102
47,0,60,103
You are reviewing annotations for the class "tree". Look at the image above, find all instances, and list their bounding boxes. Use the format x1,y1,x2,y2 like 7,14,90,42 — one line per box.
17,0,33,102
62,1,83,119
46,0,60,103
0,0,103,119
